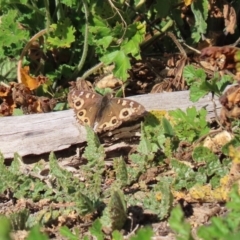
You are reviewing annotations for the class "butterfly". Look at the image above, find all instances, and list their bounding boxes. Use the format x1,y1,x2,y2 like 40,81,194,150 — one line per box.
69,90,146,133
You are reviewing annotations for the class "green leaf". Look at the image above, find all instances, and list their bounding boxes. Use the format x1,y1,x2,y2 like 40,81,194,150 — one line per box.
0,10,29,56
121,22,145,59
26,225,49,240
114,157,128,187
183,65,206,85
112,230,124,240
83,126,106,163
101,188,127,232
192,146,218,163
169,107,209,142
101,50,131,81
169,205,194,240
59,226,79,240
162,117,174,137
0,216,12,240
90,219,104,240
12,109,24,116
75,192,96,215
0,57,17,81
60,0,76,7
89,16,111,37
96,36,113,50
153,1,171,18
191,0,208,42
222,137,240,155
47,18,76,48
130,227,153,240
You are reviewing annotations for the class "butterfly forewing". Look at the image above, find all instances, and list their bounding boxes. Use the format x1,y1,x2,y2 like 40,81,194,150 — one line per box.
96,97,146,132
70,90,102,128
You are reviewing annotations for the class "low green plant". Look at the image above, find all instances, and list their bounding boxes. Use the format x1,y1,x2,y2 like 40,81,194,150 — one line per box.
169,205,194,240
183,65,233,102
169,106,210,142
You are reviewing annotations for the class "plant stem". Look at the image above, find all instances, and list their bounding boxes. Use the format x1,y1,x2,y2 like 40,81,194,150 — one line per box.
43,0,52,30
71,0,89,79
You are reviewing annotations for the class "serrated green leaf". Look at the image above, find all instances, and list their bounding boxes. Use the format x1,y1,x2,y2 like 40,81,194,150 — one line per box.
169,205,194,240
192,146,218,163
169,107,209,142
0,57,17,81
122,22,145,59
90,17,111,36
112,230,124,240
216,74,234,92
183,65,206,85
90,219,104,240
26,225,49,240
189,84,208,102
222,137,240,155
0,10,29,56
114,157,128,187
83,126,105,163
47,18,76,48
101,188,127,232
101,50,131,81
130,227,153,240
59,226,79,240
96,36,113,50
191,0,208,42
75,192,96,215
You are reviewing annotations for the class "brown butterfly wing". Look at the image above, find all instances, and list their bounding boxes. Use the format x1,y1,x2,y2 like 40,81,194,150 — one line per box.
95,95,146,132
70,90,103,128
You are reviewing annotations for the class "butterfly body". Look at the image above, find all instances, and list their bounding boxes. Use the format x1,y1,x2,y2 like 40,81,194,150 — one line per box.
70,90,146,133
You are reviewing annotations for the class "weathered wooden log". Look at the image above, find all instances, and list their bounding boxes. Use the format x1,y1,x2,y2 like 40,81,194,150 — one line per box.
0,91,221,159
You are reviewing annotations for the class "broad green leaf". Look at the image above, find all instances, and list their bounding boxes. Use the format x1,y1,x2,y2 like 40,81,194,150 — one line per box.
0,57,17,81
89,17,111,36
162,117,174,137
191,0,208,42
0,10,29,56
112,230,124,240
0,216,12,240
154,1,171,18
59,226,79,240
189,84,208,102
101,50,131,81
114,157,128,187
101,189,127,232
47,18,76,48
90,219,104,240
130,227,153,240
122,22,145,59
26,225,49,240
169,206,194,240
192,146,218,163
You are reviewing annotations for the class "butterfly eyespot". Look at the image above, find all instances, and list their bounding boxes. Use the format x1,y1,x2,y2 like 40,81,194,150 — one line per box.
78,111,84,116
123,110,129,116
102,124,107,128
84,119,88,123
112,119,117,124
75,100,82,107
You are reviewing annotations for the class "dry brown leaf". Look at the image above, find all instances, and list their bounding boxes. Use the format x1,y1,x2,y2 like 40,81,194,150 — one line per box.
223,3,236,35
203,131,233,153
219,84,240,130
20,66,47,90
95,74,122,89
